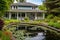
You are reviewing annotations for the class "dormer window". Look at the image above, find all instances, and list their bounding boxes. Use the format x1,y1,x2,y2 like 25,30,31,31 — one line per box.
11,6,15,9
11,6,17,9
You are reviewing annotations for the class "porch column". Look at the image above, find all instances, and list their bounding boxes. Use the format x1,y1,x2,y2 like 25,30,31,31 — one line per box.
17,12,19,20
35,13,37,20
9,12,11,20
20,13,22,20
12,6,14,9
43,13,45,19
25,12,27,18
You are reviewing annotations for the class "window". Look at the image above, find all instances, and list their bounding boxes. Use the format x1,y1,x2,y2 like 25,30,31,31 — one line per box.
11,12,17,19
17,6,32,9
22,13,25,17
18,13,20,17
11,6,17,9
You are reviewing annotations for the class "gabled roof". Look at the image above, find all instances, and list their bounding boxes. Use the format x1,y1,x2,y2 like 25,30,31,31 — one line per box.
11,2,38,7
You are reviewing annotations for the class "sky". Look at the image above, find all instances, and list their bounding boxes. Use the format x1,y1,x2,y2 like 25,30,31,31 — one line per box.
26,0,43,5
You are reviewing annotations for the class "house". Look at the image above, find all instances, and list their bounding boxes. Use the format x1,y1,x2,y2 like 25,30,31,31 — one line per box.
4,0,45,20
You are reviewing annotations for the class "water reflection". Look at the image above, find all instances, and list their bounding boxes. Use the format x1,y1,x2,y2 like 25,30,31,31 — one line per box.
25,32,45,40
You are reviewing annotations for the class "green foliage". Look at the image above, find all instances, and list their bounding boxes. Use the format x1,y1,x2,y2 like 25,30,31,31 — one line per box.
0,31,10,40
7,26,25,40
24,17,29,20
0,31,2,37
13,30,25,40
45,14,60,29
48,21,54,26
47,14,53,19
44,0,60,13
48,21,60,29
24,17,29,22
54,23,60,29
38,4,47,10
0,0,13,17
52,16,60,22
4,19,20,25
45,0,60,9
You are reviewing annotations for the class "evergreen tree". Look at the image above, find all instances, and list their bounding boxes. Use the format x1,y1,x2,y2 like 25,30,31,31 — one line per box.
44,0,60,13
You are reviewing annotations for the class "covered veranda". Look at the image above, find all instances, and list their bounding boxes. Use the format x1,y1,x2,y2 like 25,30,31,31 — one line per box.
4,10,45,20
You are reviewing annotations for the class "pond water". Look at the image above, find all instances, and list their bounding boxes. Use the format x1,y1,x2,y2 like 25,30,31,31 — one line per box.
25,32,45,40
8,25,60,40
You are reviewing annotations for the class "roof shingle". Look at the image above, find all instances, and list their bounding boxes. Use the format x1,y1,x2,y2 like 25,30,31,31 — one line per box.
11,2,38,7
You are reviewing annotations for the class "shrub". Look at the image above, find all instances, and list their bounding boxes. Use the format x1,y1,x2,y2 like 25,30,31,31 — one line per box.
53,23,60,29
53,16,60,22
24,17,29,20
24,17,29,22
47,14,54,19
44,19,50,22
0,19,4,30
0,31,10,40
48,21,54,26
48,21,60,29
4,19,20,25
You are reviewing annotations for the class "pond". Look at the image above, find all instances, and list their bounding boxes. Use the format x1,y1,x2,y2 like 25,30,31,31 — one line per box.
8,25,60,40
25,32,45,40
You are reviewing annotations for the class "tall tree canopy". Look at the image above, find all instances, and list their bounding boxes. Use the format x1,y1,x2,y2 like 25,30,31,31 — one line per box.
0,0,13,17
44,0,60,13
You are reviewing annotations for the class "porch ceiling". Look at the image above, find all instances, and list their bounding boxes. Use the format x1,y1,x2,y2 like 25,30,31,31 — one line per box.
7,9,45,13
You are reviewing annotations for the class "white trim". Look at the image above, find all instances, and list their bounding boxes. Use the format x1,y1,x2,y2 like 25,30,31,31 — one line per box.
9,12,11,20
35,13,37,20
43,13,45,19
25,13,27,18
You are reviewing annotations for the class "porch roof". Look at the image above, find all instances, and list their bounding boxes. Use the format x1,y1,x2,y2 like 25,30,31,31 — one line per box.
11,2,38,7
7,9,45,13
